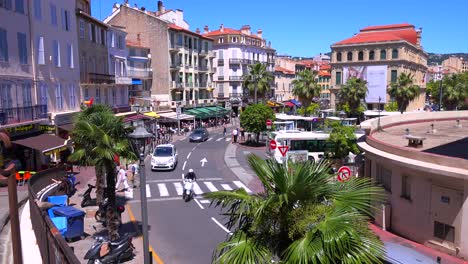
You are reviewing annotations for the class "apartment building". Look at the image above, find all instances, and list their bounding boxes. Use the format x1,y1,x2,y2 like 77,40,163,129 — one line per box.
318,64,331,99
203,24,276,114
442,56,467,74
126,39,152,102
330,23,427,111
274,66,295,102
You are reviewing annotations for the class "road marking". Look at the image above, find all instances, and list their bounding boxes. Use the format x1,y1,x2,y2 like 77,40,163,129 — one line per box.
146,184,152,198
157,183,169,197
225,138,231,142
186,152,191,159
191,146,197,151
192,182,203,195
173,182,183,195
243,151,251,155
207,137,213,141
128,197,182,203
233,181,252,193
211,217,232,235
194,198,204,209
200,199,211,204
204,182,218,192
182,161,187,171
221,184,233,190
147,178,223,183
200,157,207,167
216,137,223,141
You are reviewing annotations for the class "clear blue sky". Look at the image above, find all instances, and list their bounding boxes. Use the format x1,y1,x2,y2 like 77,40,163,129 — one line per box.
92,0,468,57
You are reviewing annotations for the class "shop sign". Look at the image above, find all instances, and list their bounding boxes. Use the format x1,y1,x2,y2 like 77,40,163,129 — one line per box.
40,124,56,133
43,146,68,156
5,124,39,137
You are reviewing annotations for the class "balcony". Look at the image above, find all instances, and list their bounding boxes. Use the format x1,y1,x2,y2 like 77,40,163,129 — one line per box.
208,51,215,57
217,59,224,66
217,93,225,99
229,76,243,81
170,62,182,70
87,72,115,84
229,58,242,64
199,50,208,56
0,105,48,126
199,82,208,88
127,67,152,78
229,93,244,98
115,76,132,85
218,76,225,81
199,66,208,72
169,43,183,51
241,59,252,64
170,81,183,89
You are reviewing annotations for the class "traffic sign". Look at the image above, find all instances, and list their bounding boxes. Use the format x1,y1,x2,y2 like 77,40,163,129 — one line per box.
266,119,272,130
278,146,289,157
337,166,352,182
269,140,277,150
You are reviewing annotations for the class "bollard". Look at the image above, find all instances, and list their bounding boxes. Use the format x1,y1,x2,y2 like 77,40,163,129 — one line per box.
8,173,23,264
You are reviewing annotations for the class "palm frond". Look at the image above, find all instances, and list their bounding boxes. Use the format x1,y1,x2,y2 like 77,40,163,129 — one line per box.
213,231,272,264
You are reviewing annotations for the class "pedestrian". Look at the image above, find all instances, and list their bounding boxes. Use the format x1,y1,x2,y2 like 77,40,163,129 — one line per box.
131,162,138,188
240,127,245,142
232,128,238,144
115,164,129,192
223,125,227,137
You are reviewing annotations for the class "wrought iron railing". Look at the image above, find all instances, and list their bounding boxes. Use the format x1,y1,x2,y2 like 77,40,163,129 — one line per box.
0,105,47,126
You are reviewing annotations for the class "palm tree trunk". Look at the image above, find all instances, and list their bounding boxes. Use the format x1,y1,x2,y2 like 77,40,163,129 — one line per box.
254,85,258,104
95,166,105,205
106,164,120,241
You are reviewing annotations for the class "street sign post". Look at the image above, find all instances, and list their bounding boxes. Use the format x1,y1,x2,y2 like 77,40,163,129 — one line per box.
269,140,277,150
337,166,352,182
278,146,289,157
266,119,272,130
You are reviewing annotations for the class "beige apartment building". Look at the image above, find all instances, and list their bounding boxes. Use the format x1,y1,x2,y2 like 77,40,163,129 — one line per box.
442,56,467,73
274,66,295,102
330,23,427,111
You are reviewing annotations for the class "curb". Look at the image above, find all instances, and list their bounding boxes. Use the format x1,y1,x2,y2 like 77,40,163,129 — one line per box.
224,143,255,186
0,191,28,234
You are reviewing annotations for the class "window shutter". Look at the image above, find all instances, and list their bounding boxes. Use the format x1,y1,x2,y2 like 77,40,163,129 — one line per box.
5,0,12,10
37,36,45,64
53,40,57,66
111,32,115,48
88,23,92,41
61,8,65,30
0,28,8,62
66,10,70,31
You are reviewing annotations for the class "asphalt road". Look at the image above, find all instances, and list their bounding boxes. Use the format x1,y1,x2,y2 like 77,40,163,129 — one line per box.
129,127,249,264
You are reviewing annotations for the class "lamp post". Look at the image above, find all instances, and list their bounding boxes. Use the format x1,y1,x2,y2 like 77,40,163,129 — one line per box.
377,96,382,131
438,74,443,111
128,124,153,264
339,110,346,125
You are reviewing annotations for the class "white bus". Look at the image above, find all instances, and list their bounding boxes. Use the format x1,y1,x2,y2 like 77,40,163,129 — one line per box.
266,130,331,164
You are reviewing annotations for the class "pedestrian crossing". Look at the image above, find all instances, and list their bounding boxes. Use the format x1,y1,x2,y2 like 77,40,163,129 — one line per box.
200,136,232,142
143,180,252,198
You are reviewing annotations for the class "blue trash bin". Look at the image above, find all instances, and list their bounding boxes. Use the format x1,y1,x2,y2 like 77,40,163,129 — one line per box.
52,206,85,240
47,195,68,206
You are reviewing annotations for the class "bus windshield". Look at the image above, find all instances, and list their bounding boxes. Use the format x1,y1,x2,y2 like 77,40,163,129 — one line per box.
290,139,333,153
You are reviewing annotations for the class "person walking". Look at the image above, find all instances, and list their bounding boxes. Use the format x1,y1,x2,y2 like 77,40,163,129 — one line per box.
115,164,129,192
223,125,227,137
130,162,138,188
232,128,238,144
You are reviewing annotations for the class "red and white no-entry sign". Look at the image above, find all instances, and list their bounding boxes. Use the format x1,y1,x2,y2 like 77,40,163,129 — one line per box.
269,140,277,150
278,146,289,157
266,119,272,130
337,166,351,182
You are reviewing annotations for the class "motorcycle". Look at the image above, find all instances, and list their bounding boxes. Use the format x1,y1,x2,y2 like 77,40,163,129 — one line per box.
182,178,195,202
95,198,125,227
81,184,96,208
84,230,135,264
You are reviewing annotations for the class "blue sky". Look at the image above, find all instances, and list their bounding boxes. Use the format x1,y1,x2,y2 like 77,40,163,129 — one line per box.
92,0,468,57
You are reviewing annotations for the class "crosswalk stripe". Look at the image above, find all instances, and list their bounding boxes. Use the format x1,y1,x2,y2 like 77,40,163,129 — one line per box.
207,137,213,141
146,184,151,198
216,137,223,141
192,182,203,195
157,183,169,197
173,182,183,196
225,138,231,142
221,184,233,190
204,182,218,192
233,181,252,193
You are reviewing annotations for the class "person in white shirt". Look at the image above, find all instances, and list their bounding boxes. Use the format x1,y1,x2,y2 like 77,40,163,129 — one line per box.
232,128,238,144
115,165,129,191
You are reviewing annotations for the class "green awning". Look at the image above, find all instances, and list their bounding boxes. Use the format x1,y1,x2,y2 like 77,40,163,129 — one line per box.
185,109,208,119
207,106,229,116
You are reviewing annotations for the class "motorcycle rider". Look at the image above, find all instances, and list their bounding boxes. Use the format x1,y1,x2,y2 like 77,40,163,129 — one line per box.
183,169,197,194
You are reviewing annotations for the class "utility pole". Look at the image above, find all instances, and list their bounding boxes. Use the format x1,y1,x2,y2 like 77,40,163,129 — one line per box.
438,76,443,111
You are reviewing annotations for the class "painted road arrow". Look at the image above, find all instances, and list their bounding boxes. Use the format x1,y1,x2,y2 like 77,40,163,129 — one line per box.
200,158,207,167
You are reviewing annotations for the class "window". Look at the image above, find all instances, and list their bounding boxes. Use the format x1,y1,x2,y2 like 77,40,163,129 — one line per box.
117,35,123,49
358,51,364,61
39,82,47,106
55,83,63,110
347,52,353,61
79,20,85,38
22,82,32,106
369,50,375,60
336,52,342,62
0,28,8,62
392,49,399,59
120,87,125,105
53,40,61,67
336,72,342,85
17,32,27,64
33,0,41,20
69,84,76,109
112,89,116,106
37,36,45,64
100,28,105,45
15,0,23,13
401,175,411,200
0,0,12,10
376,164,392,192
67,43,74,68
0,83,13,109
391,70,398,83
380,49,387,60
434,221,455,242
61,9,70,31
89,24,96,42
50,3,57,26
84,88,89,100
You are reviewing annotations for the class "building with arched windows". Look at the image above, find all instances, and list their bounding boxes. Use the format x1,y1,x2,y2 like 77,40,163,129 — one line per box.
330,23,427,111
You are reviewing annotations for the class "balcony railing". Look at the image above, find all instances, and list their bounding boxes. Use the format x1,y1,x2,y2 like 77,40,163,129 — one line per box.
217,93,225,98
229,76,243,81
229,58,242,64
115,76,132,85
241,59,252,64
170,62,182,69
229,93,243,98
199,50,208,56
218,59,224,66
0,105,48,126
127,67,152,78
169,43,183,50
218,76,225,81
171,82,184,89
199,82,207,88
199,66,208,71
87,72,115,84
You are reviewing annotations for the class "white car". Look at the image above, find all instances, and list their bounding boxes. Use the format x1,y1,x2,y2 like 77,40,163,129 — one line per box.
151,144,178,171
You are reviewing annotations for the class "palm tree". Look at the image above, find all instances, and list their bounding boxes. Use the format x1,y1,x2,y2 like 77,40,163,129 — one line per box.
338,77,368,117
439,73,468,110
205,155,385,264
243,63,273,103
388,73,420,114
291,69,321,116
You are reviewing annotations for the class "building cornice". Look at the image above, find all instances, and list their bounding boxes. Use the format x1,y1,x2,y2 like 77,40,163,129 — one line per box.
331,40,427,58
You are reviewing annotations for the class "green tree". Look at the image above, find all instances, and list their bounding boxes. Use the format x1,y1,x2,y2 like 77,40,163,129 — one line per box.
240,104,275,142
426,73,468,110
338,77,368,117
384,101,398,112
69,105,136,240
292,69,321,116
325,121,360,163
296,103,320,116
205,155,385,264
243,63,274,103
388,73,420,113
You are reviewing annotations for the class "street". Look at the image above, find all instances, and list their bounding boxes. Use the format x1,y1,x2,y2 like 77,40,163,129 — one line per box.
128,128,251,264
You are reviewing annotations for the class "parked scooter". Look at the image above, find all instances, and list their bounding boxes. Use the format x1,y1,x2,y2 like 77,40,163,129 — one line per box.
182,178,195,202
81,184,96,208
95,198,125,227
84,228,135,264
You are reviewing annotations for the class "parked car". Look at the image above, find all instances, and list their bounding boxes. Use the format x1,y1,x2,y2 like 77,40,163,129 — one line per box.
189,128,209,142
151,144,178,171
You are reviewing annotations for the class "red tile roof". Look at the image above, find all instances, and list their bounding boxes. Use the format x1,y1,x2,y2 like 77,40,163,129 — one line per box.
203,27,263,40
334,23,418,46
320,64,331,70
275,66,295,75
168,24,213,40
126,40,149,49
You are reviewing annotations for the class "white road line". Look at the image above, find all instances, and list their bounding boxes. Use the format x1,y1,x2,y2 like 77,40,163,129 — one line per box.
173,182,183,196
146,177,223,183
207,137,213,141
182,161,187,171
192,182,203,195
157,183,169,197
221,184,233,190
200,199,211,204
243,151,251,155
191,146,197,151
233,181,252,193
194,199,204,209
187,152,192,159
216,137,223,141
204,182,218,192
146,184,152,198
211,217,233,235
225,138,231,142
128,197,181,203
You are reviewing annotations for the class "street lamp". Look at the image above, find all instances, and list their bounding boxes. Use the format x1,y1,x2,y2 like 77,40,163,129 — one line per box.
128,123,152,264
377,96,382,131
339,110,346,125
438,75,443,111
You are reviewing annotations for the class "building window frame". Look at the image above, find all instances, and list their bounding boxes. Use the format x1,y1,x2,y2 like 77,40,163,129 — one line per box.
380,49,387,60
336,71,342,85
50,3,57,26
79,19,85,38
401,175,411,200
37,36,45,65
0,27,8,62
376,164,392,192
69,83,76,109
358,51,364,61
347,52,353,61
0,0,12,10
14,0,24,13
33,0,41,20
391,70,398,83
392,49,399,59
17,32,27,64
55,82,63,110
434,221,455,243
